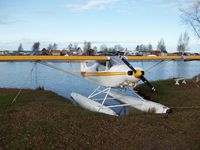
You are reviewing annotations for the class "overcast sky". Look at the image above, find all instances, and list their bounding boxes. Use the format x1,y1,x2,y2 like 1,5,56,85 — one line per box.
0,0,200,52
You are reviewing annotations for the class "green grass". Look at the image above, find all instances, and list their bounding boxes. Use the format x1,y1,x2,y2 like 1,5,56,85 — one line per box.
0,80,200,150
135,79,200,107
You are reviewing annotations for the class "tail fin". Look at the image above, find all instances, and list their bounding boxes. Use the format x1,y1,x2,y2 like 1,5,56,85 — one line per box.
80,62,88,72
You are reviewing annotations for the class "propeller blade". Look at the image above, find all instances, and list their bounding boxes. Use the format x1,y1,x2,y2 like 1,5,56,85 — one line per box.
120,56,156,91
140,76,156,91
120,56,136,73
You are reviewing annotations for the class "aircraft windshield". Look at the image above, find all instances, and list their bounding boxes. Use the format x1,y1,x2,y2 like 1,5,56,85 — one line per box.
96,56,124,71
109,56,124,66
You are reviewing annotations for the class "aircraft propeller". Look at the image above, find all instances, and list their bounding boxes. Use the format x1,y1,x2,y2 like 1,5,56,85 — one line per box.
120,56,156,92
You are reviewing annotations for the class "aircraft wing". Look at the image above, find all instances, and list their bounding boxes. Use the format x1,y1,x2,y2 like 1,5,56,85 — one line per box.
0,55,200,61
0,56,109,61
127,56,200,60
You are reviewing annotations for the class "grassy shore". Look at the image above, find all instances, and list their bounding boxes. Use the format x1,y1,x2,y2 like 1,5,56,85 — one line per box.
0,79,200,149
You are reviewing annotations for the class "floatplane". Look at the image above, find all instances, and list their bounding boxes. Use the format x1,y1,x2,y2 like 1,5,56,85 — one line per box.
0,55,200,116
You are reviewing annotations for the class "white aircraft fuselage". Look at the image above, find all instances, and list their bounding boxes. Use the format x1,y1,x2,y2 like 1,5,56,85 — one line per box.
80,62,142,87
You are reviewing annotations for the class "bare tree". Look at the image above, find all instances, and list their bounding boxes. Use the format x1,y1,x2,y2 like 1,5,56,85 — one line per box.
147,44,153,51
114,44,124,51
18,43,23,52
67,43,73,50
83,41,92,51
157,38,166,52
67,43,79,51
47,44,53,51
52,43,58,50
47,43,58,50
32,42,40,51
181,1,200,38
177,32,190,54
135,44,152,52
135,45,140,52
100,44,108,52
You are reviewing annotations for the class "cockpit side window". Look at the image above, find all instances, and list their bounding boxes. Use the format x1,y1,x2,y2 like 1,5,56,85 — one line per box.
96,61,111,71
96,64,106,71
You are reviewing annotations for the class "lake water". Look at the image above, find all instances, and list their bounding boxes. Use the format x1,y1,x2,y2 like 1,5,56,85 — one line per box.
0,60,200,114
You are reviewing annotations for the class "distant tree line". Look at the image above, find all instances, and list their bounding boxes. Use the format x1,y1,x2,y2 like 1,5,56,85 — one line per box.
99,44,125,53
16,34,190,56
135,44,153,52
135,38,167,53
